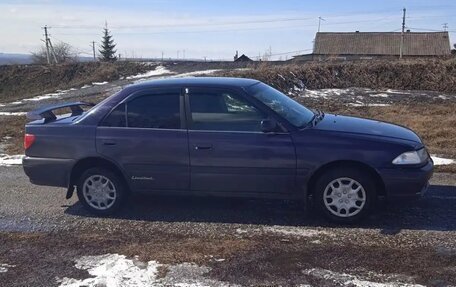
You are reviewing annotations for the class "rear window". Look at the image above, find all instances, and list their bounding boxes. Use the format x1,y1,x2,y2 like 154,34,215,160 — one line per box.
101,103,126,127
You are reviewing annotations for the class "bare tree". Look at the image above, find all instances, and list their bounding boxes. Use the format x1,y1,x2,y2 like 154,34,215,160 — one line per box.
31,42,77,64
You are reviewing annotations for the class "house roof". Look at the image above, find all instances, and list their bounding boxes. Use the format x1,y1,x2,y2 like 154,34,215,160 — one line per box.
235,54,253,62
313,32,451,56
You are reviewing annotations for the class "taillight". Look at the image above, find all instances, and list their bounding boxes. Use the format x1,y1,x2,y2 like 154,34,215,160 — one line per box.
24,134,35,150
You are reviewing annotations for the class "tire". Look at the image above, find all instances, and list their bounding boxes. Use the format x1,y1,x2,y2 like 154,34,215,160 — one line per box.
314,167,376,223
76,167,127,215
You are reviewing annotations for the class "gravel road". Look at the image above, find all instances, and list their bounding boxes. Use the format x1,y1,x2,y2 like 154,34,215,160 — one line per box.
1,166,456,286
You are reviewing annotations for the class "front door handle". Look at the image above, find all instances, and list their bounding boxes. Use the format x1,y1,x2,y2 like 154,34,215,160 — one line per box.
194,145,212,150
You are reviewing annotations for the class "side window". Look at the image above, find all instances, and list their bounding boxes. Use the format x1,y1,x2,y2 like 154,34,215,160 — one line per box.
101,103,126,127
189,90,265,131
127,94,181,129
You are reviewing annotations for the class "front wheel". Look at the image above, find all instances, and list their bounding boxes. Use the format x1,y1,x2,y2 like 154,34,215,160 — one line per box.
76,167,127,215
314,167,376,223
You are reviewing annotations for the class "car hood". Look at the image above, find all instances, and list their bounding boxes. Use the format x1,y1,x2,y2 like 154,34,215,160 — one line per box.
313,113,421,143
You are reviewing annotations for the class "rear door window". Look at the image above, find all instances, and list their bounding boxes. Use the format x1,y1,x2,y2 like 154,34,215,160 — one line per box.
127,93,181,129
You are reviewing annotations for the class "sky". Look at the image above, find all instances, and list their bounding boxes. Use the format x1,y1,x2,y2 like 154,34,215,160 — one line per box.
0,0,455,60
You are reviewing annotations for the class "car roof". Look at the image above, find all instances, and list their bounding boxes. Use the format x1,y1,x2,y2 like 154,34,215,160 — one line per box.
124,77,260,91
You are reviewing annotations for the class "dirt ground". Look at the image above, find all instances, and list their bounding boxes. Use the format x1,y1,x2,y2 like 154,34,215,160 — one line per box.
0,165,456,286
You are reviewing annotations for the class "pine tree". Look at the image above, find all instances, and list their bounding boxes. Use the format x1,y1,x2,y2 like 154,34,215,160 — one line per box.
99,23,117,62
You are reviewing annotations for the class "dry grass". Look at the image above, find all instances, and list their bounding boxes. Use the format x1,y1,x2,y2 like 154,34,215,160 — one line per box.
0,116,26,155
219,59,456,93
0,62,152,103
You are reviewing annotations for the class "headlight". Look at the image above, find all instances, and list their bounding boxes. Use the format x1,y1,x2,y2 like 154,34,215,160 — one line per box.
392,149,429,165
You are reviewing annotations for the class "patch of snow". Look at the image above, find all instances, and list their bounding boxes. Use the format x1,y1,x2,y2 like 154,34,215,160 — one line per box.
81,84,92,89
431,155,455,166
368,103,391,107
59,254,160,287
58,254,235,287
347,103,390,107
302,88,355,99
370,93,390,98
92,81,108,86
0,263,15,273
303,268,425,287
235,228,249,234
126,65,174,80
348,101,365,107
263,226,332,238
278,74,286,80
1,90,69,106
384,89,412,95
173,69,222,78
10,101,23,105
0,112,27,116
0,154,25,166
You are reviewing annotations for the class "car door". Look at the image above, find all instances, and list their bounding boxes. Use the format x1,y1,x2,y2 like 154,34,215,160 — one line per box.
96,88,190,192
185,87,296,195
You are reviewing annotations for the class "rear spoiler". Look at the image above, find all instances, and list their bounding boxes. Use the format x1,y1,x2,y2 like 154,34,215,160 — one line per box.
26,102,95,123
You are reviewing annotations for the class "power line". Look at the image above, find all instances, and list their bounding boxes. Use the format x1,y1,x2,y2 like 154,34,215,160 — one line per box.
52,16,398,32
407,27,456,32
53,17,316,30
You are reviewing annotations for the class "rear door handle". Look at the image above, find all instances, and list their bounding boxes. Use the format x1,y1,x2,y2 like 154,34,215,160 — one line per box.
102,140,117,146
194,145,212,150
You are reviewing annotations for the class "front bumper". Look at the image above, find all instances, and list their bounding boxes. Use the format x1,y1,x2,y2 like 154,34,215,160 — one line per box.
23,156,74,188
378,160,433,198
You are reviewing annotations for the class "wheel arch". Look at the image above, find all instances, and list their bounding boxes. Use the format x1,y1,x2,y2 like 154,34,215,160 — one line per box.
69,157,129,190
306,160,385,197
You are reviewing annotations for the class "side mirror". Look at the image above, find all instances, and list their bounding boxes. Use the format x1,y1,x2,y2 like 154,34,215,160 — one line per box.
261,119,278,133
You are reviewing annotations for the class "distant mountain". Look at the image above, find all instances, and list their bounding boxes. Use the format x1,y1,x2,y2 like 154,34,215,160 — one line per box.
0,53,33,65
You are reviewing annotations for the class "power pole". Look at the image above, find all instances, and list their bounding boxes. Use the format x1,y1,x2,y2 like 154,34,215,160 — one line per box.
42,25,51,64
91,41,96,61
318,16,326,33
161,51,164,62
400,8,406,59
48,39,58,64
443,23,448,31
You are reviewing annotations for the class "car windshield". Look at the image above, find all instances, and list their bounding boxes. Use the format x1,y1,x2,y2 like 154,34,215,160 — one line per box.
247,83,315,128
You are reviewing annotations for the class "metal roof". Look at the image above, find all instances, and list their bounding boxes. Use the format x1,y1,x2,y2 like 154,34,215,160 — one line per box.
313,32,451,56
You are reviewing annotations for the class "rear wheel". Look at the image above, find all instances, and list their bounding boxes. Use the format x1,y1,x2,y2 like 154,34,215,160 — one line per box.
76,167,127,215
314,167,376,223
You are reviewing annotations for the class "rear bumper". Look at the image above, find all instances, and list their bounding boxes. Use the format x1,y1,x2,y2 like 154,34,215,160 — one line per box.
378,160,433,199
23,156,74,188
